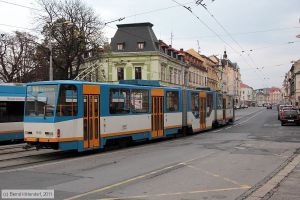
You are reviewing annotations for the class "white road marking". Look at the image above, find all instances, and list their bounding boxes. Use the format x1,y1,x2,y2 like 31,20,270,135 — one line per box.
97,186,251,200
64,155,207,200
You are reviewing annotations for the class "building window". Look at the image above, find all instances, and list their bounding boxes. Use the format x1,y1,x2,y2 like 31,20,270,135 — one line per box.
137,42,145,50
161,66,165,81
178,70,182,85
109,88,130,114
117,67,124,81
166,91,179,112
117,43,124,50
170,67,173,83
174,69,178,84
135,67,142,80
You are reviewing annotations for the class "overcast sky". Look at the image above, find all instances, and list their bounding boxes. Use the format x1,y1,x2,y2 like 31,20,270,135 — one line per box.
0,0,299,89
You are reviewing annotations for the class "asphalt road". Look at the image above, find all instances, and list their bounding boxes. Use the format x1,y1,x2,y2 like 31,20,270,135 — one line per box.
0,107,299,200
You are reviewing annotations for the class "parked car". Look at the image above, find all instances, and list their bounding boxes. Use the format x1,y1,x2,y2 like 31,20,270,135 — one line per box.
266,104,272,109
280,109,300,126
278,105,293,120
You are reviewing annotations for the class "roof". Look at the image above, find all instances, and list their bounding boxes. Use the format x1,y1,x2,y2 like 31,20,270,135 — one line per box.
240,83,251,88
111,22,159,52
268,87,281,93
186,49,204,61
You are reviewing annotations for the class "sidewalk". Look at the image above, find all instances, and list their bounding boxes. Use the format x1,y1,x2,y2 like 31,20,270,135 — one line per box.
267,158,300,200
246,154,300,200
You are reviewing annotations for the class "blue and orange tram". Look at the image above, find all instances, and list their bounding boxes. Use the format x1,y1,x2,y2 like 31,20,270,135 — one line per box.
24,80,234,152
0,84,26,142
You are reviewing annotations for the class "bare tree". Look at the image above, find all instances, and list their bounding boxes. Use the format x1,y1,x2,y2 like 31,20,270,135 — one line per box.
35,0,106,80
0,31,43,83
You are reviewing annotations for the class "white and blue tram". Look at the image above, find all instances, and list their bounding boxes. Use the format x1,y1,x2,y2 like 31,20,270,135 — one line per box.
24,80,234,152
0,84,25,142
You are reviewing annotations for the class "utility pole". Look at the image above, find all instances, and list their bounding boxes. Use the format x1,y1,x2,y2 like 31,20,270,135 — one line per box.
170,32,173,46
47,21,74,81
49,37,53,81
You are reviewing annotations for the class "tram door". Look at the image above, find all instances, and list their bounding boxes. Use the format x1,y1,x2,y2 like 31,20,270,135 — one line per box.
151,89,164,138
83,85,100,149
223,98,226,121
200,92,206,129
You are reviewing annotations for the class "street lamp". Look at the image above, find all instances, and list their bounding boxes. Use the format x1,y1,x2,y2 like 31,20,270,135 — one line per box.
48,21,74,81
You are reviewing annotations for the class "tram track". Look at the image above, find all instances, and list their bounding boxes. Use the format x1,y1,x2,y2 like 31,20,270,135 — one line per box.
0,148,65,170
0,143,25,150
0,147,36,156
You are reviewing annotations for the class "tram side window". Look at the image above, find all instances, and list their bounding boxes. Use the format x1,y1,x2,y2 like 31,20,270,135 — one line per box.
109,88,130,114
131,90,149,113
206,93,213,116
166,91,179,112
217,94,223,109
191,93,199,112
56,85,78,116
191,92,199,118
0,101,24,123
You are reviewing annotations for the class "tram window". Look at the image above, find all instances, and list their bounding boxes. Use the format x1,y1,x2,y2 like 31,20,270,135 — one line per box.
109,88,130,114
0,101,24,123
56,85,78,116
227,97,233,109
206,93,213,116
25,85,57,117
131,90,149,113
191,92,199,112
217,94,223,109
94,96,99,117
166,91,179,112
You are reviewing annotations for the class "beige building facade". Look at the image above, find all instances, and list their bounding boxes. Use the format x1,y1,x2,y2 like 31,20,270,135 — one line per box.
282,59,300,107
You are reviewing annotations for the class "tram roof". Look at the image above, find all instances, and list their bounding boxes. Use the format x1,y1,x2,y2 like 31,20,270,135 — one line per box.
0,84,25,98
25,80,183,90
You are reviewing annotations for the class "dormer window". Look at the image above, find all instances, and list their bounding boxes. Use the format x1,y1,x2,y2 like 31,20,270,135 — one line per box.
117,43,124,50
137,42,145,50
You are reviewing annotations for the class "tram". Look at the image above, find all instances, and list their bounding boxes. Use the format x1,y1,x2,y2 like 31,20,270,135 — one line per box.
0,84,25,142
23,80,234,151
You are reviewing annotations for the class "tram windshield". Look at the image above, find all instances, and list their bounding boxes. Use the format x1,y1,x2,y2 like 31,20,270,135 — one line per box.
25,85,58,117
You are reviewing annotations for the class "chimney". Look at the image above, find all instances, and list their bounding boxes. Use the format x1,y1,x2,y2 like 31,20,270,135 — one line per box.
223,51,227,59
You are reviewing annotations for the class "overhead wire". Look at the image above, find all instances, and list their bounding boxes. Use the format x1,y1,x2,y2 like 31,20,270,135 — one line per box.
0,0,42,11
0,23,37,32
170,0,241,55
0,0,296,88
104,1,196,25
170,0,269,88
174,26,300,39
194,1,270,87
